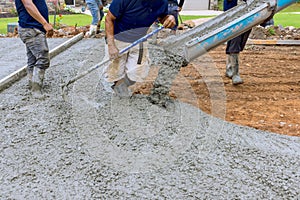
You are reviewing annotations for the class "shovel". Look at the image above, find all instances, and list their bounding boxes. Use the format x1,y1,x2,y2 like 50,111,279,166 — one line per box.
61,26,164,100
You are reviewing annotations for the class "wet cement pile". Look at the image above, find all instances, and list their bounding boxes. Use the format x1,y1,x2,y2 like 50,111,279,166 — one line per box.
1,37,300,198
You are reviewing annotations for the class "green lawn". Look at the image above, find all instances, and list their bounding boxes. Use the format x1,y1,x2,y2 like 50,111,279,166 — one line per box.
274,13,300,27
49,14,92,28
1,4,300,35
279,2,300,12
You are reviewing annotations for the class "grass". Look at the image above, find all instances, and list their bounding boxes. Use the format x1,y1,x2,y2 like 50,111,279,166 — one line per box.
0,18,18,34
274,13,300,27
1,3,300,34
278,2,300,12
49,14,91,28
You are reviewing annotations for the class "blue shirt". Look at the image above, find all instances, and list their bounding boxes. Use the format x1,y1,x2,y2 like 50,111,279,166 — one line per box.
15,0,49,33
109,0,168,42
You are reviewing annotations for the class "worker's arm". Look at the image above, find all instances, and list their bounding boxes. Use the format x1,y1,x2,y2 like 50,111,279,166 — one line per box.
105,10,119,60
21,0,53,36
158,15,176,29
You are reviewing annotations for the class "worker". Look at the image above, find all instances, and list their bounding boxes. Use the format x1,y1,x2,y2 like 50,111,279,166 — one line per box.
15,0,53,98
85,0,105,37
224,0,251,85
168,0,185,35
150,0,185,44
103,0,176,97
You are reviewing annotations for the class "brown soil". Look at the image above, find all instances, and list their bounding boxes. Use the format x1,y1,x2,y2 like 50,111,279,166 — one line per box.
134,44,300,137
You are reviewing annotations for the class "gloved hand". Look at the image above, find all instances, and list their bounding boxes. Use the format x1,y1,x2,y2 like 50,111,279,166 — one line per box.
161,15,176,29
43,23,53,37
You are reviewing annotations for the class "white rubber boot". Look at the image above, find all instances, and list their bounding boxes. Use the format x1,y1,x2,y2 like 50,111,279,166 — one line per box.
85,25,97,37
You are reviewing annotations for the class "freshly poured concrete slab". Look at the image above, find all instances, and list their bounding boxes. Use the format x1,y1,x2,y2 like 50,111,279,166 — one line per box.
0,37,299,198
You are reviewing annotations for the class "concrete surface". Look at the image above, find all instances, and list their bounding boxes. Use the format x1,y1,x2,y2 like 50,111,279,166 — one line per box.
0,37,299,199
0,38,68,80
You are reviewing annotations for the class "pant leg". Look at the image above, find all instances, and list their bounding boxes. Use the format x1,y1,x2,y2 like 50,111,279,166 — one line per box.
239,29,251,51
100,9,104,21
25,46,35,74
168,3,179,30
96,0,104,21
125,42,151,82
19,27,50,70
86,0,99,25
103,40,128,83
226,29,251,54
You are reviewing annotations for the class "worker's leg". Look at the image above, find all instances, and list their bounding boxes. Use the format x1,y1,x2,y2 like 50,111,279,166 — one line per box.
230,53,243,85
125,42,150,83
96,0,104,33
112,41,150,97
86,0,99,36
24,46,36,88
225,35,244,85
103,40,130,96
168,2,179,35
239,29,251,51
19,27,49,96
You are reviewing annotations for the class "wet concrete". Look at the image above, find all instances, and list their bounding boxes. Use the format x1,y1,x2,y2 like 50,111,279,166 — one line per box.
0,38,68,80
1,36,300,199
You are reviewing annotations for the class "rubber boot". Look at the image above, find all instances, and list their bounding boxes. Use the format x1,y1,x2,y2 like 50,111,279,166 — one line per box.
85,25,97,37
112,79,130,97
32,67,45,98
225,54,234,78
27,67,33,89
231,54,244,85
111,75,136,97
124,74,136,87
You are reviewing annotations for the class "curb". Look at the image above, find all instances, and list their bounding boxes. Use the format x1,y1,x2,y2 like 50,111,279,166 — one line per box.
0,32,84,92
247,39,300,45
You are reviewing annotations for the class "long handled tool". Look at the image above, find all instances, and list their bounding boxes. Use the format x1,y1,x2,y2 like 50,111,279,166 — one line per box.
61,26,164,100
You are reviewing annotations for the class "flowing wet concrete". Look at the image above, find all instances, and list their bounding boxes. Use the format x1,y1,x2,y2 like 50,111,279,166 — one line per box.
0,38,300,199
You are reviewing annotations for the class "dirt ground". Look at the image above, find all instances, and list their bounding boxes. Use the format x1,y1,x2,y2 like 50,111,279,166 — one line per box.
135,44,300,137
